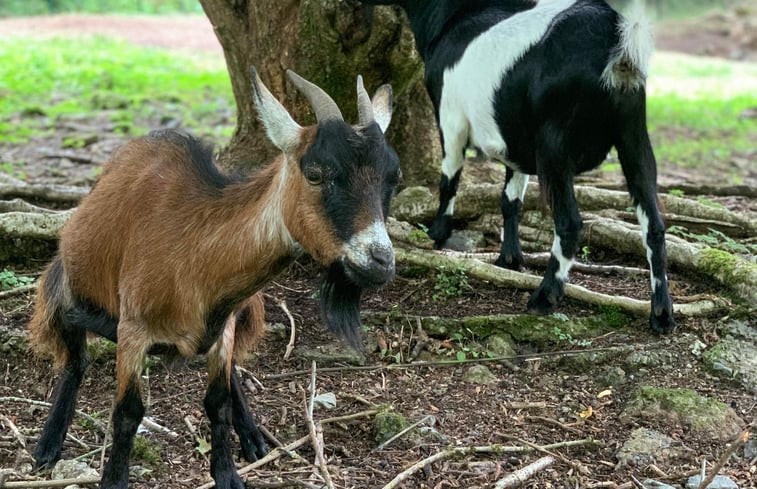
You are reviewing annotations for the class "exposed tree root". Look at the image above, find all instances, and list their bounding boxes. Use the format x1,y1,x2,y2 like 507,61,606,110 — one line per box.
395,246,729,318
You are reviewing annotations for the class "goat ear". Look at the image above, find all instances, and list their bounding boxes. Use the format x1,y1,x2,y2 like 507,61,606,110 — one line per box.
250,67,302,153
319,263,365,355
371,84,393,133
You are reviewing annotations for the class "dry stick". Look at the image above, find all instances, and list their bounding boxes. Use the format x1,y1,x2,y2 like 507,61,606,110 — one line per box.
381,440,597,489
264,346,629,380
194,434,311,489
493,455,556,489
140,417,179,438
374,415,433,452
501,434,588,476
0,397,105,435
277,299,297,361
0,413,27,449
697,426,751,489
526,416,583,435
0,476,102,488
305,361,335,489
0,284,36,300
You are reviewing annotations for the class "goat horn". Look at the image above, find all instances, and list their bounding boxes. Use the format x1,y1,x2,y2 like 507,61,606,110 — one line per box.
286,70,343,123
356,75,375,126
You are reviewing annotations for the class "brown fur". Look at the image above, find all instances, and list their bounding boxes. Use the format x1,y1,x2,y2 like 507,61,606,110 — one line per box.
29,129,342,380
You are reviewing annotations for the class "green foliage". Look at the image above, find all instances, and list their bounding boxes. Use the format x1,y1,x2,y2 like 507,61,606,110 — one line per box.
667,226,754,254
667,188,685,197
432,264,470,301
0,37,233,144
0,0,203,17
450,329,490,361
0,160,27,180
646,92,756,180
0,268,34,291
131,435,163,467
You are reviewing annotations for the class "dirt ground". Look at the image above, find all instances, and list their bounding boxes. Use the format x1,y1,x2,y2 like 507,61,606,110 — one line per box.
1,9,755,489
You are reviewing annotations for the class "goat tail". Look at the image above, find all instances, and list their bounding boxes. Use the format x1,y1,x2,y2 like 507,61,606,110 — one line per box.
28,255,73,370
602,0,654,91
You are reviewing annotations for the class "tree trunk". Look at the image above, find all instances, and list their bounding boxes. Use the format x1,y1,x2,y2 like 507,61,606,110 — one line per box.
198,0,441,186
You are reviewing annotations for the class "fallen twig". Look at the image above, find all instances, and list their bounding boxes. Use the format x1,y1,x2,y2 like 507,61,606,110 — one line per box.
380,439,597,489
0,413,27,449
0,397,105,435
304,361,334,489
374,414,433,451
0,476,101,488
493,455,556,489
525,415,583,435
0,284,36,300
139,417,179,438
277,299,297,361
697,425,751,489
264,346,633,380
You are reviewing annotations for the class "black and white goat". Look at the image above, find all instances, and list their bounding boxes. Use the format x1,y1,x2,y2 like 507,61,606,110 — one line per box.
29,69,399,489
363,0,674,333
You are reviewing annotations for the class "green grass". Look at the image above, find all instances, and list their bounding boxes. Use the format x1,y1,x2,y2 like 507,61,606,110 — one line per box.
0,36,234,144
642,53,757,179
0,0,203,17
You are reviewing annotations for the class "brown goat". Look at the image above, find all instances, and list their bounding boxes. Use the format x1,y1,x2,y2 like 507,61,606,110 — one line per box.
29,68,399,489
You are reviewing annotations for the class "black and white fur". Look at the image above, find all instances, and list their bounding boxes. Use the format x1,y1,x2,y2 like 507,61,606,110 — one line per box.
363,0,674,333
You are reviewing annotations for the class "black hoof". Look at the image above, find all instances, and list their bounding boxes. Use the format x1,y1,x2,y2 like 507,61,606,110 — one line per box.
650,309,676,335
494,253,524,271
526,283,563,315
428,216,452,248
213,471,247,489
239,432,267,463
32,449,61,472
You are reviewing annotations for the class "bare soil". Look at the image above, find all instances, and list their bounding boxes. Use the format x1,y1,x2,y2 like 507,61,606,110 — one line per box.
1,11,755,489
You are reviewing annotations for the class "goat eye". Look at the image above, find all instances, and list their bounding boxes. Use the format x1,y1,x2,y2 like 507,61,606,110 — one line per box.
304,168,323,186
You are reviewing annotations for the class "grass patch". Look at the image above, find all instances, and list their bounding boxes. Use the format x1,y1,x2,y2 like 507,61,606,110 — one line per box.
645,54,757,179
0,36,234,144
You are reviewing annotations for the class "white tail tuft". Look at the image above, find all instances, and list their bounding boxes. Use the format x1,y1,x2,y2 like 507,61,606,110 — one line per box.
601,0,654,91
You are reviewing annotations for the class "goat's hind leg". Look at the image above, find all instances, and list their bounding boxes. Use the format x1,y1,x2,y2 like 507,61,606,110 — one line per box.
495,168,529,270
617,126,675,333
33,323,88,470
230,362,267,462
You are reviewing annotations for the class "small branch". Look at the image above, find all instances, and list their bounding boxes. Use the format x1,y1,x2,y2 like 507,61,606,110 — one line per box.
278,299,297,361
0,476,102,488
0,397,105,435
380,440,597,489
0,284,36,300
139,417,179,438
493,455,556,489
0,413,27,449
697,425,751,489
525,415,583,435
304,361,334,489
374,415,433,451
195,435,311,489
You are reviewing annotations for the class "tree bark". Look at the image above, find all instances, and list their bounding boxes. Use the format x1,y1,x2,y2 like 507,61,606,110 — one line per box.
198,0,440,186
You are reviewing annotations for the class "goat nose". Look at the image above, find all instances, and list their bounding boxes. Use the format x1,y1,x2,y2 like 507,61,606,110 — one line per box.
370,244,393,268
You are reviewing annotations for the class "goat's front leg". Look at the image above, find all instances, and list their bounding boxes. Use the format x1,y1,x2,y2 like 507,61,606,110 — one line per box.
229,363,267,462
495,168,529,270
100,327,148,489
527,175,581,314
205,338,245,489
428,115,468,248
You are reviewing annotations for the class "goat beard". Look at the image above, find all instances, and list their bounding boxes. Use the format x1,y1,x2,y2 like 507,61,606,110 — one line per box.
319,262,364,354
